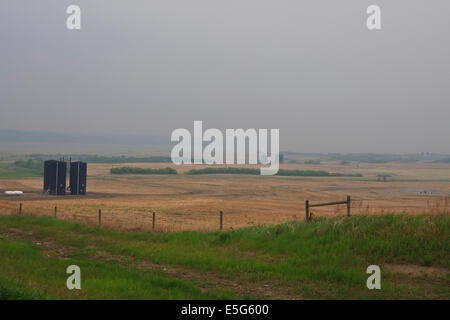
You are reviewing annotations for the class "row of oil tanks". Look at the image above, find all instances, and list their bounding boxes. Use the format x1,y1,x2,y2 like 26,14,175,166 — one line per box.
43,160,87,195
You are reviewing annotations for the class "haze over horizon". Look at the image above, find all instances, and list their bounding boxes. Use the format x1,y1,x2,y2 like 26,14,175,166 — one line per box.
1,1,449,153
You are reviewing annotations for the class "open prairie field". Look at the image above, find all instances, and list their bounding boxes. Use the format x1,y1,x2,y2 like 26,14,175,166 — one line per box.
0,161,449,232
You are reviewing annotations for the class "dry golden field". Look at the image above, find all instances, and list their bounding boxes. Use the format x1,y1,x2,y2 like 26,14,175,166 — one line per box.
0,161,449,232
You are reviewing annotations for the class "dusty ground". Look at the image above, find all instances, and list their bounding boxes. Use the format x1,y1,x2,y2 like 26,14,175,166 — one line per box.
0,162,449,232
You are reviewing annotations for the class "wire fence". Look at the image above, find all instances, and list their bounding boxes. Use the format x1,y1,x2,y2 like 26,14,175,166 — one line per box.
0,196,449,232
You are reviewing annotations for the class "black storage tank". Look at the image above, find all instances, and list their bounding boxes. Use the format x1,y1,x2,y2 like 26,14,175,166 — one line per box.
43,160,66,195
70,161,87,195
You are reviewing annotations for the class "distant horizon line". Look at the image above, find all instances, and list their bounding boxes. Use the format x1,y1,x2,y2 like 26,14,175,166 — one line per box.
0,129,449,156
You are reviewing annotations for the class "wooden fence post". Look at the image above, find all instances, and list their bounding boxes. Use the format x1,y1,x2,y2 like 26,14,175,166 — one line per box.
347,195,351,217
19,203,22,216
220,211,223,231
98,209,102,226
306,196,351,220
152,212,155,230
54,206,57,219
305,200,309,222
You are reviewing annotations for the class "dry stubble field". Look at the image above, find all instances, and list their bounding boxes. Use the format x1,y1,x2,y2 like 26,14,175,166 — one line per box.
0,162,449,232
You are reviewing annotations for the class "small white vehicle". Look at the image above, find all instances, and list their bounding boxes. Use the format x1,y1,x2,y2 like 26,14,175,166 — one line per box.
4,191,24,196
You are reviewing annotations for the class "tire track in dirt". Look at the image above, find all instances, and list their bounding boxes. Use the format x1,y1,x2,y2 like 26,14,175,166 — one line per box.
94,250,304,300
1,227,304,299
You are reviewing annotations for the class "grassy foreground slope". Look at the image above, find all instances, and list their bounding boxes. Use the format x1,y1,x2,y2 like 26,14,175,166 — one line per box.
0,214,448,300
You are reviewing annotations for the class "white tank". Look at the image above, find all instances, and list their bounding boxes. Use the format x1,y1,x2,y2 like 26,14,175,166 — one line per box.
4,191,23,195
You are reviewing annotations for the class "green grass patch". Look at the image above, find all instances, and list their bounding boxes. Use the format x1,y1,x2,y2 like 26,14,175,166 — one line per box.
0,236,236,300
0,214,448,299
0,162,43,179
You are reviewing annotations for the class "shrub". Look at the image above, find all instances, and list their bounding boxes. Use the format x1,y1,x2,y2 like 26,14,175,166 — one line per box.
185,167,362,177
185,167,260,175
110,167,177,175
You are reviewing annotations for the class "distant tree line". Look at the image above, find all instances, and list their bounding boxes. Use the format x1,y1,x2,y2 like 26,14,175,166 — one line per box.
110,167,177,175
276,169,362,177
304,160,321,165
186,167,260,175
13,159,44,171
283,152,450,163
27,154,172,164
434,158,450,163
186,167,362,177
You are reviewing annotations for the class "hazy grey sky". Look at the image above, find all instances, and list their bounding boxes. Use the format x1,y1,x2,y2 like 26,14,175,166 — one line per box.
1,0,449,153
